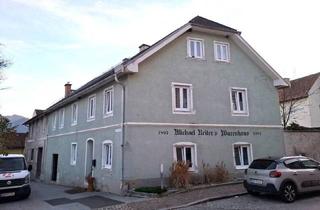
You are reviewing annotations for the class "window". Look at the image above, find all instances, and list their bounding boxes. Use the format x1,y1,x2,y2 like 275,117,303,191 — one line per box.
284,159,303,169
52,113,57,131
87,95,96,121
59,108,65,129
102,140,112,169
103,87,114,117
187,38,204,59
214,41,230,62
70,143,77,165
230,88,249,116
301,159,319,169
172,83,193,113
173,142,197,171
30,149,34,161
71,103,78,125
233,143,252,169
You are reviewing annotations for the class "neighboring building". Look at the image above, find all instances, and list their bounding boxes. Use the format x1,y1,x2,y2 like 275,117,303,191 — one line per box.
24,110,47,180
25,16,288,194
278,72,320,128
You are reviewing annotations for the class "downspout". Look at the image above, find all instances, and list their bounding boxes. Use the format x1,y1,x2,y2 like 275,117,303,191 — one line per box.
114,69,126,192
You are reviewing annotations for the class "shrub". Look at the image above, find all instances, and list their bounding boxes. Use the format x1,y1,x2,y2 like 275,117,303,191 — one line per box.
169,161,190,188
202,161,230,184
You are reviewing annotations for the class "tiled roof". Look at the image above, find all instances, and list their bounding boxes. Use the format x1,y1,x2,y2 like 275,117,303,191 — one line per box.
279,72,320,102
189,16,240,34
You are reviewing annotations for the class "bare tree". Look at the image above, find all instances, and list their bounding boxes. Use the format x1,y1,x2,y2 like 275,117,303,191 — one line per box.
279,84,320,128
0,43,10,90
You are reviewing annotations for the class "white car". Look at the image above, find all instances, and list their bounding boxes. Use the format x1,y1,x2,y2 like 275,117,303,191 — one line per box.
0,154,32,199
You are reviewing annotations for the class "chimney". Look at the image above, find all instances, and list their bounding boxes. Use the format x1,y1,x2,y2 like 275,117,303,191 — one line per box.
139,44,150,52
64,82,72,97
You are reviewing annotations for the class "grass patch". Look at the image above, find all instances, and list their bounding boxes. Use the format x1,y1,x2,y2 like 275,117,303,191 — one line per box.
134,186,167,194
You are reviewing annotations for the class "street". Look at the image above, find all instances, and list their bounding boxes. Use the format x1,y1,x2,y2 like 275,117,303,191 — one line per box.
0,182,142,210
183,192,320,210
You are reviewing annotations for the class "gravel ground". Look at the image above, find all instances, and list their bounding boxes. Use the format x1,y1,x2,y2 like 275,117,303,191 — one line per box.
183,192,320,210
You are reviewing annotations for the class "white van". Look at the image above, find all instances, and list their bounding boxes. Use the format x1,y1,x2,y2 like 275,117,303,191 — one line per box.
0,154,32,199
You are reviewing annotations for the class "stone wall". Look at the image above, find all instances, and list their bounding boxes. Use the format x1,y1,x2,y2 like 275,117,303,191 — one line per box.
284,130,320,161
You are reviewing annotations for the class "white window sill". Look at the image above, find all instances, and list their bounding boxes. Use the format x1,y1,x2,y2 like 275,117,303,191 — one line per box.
70,163,76,166
186,56,206,61
102,166,112,170
235,165,249,170
214,59,230,63
71,122,77,126
103,113,113,118
173,110,196,115
87,118,95,122
232,112,249,117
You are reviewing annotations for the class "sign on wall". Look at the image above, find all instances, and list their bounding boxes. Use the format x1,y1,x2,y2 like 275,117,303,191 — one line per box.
158,128,262,137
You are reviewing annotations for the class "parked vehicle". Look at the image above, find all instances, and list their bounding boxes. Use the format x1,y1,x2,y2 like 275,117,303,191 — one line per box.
0,154,32,199
244,156,320,202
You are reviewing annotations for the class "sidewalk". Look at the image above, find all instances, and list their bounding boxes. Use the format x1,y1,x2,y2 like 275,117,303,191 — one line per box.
98,182,247,210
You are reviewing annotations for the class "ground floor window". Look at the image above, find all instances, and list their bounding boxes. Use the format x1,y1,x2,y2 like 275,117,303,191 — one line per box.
173,142,197,171
233,142,252,169
70,143,77,165
102,140,112,169
29,149,34,161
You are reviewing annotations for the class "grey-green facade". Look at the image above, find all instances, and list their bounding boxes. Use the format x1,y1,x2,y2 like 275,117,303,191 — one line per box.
25,16,287,194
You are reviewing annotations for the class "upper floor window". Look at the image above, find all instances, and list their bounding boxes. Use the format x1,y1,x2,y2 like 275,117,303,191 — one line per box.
71,103,78,126
214,41,230,62
230,87,249,116
87,95,96,121
102,140,112,169
70,143,77,165
103,87,114,117
173,142,197,171
187,38,204,59
233,142,252,169
172,83,193,114
59,108,65,129
52,112,57,131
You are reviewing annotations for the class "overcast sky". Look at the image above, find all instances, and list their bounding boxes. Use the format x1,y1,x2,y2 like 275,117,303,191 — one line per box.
1,0,319,118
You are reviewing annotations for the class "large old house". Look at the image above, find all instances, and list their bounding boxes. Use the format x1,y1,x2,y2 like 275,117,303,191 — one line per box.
278,72,320,128
25,16,288,194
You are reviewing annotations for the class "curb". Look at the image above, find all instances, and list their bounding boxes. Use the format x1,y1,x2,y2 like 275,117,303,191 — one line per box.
160,192,248,210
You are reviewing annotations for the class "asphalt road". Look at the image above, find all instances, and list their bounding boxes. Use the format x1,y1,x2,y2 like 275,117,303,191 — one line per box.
183,192,320,210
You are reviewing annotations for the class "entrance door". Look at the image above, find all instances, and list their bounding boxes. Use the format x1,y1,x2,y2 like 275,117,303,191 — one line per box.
51,154,58,181
85,140,94,178
36,147,43,178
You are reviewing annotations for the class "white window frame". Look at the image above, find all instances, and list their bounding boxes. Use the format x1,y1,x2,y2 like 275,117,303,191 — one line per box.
187,37,205,59
232,142,253,169
229,87,249,116
172,82,194,114
214,41,230,62
173,142,197,172
103,86,114,118
70,142,77,166
52,112,57,131
101,140,112,169
59,108,65,129
71,103,78,126
87,94,96,121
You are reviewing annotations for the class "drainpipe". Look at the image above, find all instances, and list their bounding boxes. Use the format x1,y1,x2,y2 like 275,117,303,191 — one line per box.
114,69,126,192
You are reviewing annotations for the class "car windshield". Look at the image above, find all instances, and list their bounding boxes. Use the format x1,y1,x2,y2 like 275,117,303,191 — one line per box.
0,157,27,172
249,159,277,170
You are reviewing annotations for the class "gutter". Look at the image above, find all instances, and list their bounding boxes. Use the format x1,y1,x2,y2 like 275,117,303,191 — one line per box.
114,66,126,192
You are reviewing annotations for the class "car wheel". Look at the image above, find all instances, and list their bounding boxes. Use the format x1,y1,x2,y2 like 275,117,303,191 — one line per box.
280,182,296,203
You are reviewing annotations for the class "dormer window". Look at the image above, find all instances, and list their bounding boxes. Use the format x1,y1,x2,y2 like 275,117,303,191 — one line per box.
187,38,204,59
